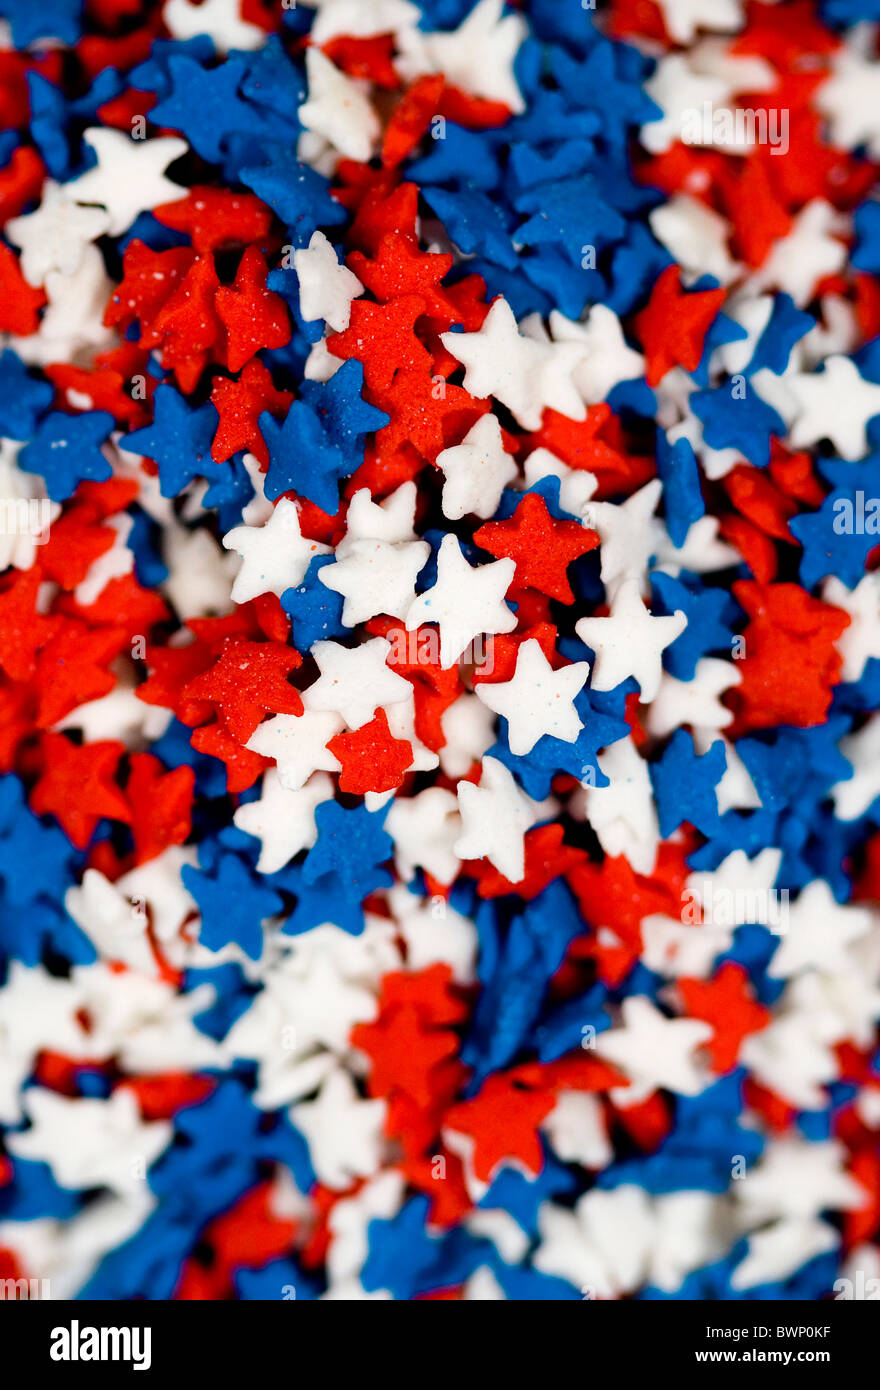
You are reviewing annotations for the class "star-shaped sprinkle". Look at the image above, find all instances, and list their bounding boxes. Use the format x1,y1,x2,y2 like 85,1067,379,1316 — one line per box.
291,1069,386,1190
787,355,880,459
303,636,412,729
396,0,527,113
595,996,712,1098
294,230,364,332
184,851,283,959
385,786,462,885
327,708,414,795
476,639,588,756
20,409,113,501
585,479,662,600
125,385,217,499
678,963,770,1073
824,575,880,683
261,400,354,514
7,1088,171,1196
435,414,518,522
475,491,599,603
247,708,343,790
211,359,293,466
302,798,393,900
6,180,111,286
223,498,331,605
318,536,429,627
30,734,131,849
549,305,646,404
441,298,586,432
634,265,726,386
299,47,380,164
234,770,333,874
406,534,516,669
0,568,59,682
66,129,187,236
149,54,265,165
183,638,303,744
328,294,433,394
454,755,538,882
215,246,290,374
576,579,687,703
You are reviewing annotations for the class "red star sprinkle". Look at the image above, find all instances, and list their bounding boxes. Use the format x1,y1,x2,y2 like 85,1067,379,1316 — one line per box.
353,1005,461,1108
678,963,771,1073
633,265,726,386
34,621,127,728
30,734,131,848
124,753,195,866
373,366,488,463
103,239,195,338
182,638,302,744
474,491,599,603
348,178,419,256
327,707,413,795
0,569,59,683
190,720,271,794
214,246,290,374
722,158,793,269
348,232,456,322
327,294,432,393
151,253,224,390
382,74,446,169
210,358,293,465
443,1074,555,1183
0,242,45,336
153,186,273,254
729,580,849,733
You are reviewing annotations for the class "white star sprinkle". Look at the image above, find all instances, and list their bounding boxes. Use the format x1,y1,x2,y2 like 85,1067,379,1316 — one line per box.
405,534,516,669
294,230,364,332
441,298,586,431
436,415,518,522
299,48,380,165
6,182,110,287
223,498,330,605
475,638,588,755
303,636,412,729
66,130,187,236
234,770,334,874
454,756,538,882
247,709,343,790
595,996,712,1097
576,579,686,703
